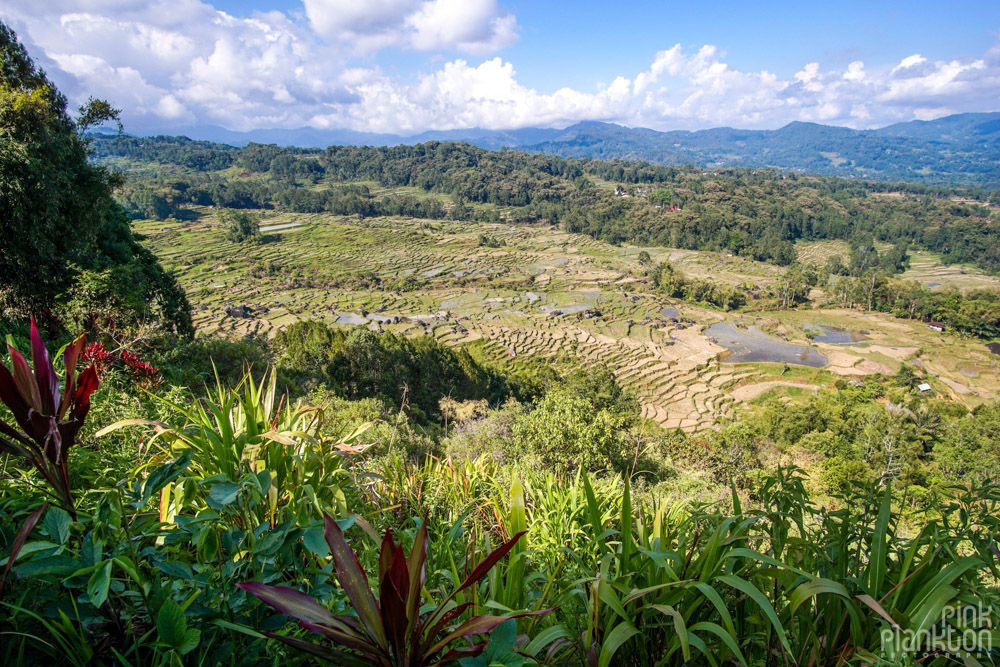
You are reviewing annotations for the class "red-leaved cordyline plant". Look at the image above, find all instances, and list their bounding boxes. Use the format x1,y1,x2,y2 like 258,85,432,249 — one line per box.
0,318,99,519
239,514,551,666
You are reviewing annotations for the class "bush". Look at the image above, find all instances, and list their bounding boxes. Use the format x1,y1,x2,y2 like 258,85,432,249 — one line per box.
820,456,871,494
509,389,633,474
219,209,262,244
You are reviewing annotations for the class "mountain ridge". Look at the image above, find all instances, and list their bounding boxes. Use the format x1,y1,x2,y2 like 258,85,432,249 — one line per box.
110,112,1000,186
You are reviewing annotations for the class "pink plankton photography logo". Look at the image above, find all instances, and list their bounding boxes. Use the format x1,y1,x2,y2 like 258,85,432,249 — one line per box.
880,602,993,659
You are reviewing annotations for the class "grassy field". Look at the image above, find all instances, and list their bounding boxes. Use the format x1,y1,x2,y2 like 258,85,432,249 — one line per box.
138,209,999,430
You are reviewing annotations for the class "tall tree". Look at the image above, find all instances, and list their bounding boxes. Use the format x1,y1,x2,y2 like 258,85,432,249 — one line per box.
0,21,192,336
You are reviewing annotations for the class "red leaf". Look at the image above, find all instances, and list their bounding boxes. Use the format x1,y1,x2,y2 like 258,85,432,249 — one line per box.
0,361,33,435
7,344,41,414
30,413,60,464
0,503,48,600
237,582,336,626
71,365,99,423
0,435,32,459
418,602,474,656
299,621,384,657
406,521,428,648
427,643,487,666
379,545,409,657
324,513,388,649
263,631,373,666
454,531,527,596
0,418,34,451
426,610,554,658
57,334,86,419
29,318,59,416
379,527,397,587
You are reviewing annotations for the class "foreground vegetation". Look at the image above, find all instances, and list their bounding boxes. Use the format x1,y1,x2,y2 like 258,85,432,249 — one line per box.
2,326,998,665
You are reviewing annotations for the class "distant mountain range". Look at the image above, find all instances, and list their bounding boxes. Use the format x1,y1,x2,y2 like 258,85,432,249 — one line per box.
124,112,1000,186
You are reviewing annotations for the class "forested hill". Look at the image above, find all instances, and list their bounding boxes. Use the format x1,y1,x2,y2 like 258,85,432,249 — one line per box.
119,111,1000,187
524,114,1000,187
94,135,1000,273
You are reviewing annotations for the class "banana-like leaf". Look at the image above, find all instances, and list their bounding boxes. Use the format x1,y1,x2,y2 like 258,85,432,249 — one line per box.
263,632,372,666
323,513,388,649
788,578,851,617
868,483,893,596
236,582,336,626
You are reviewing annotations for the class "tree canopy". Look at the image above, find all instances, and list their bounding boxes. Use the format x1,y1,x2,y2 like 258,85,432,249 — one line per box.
0,21,192,336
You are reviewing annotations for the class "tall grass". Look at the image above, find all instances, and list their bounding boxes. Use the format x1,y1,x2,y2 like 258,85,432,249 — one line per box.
365,456,1000,665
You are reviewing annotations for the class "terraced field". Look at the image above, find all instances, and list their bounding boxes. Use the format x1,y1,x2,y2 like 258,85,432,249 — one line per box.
899,251,1000,291
137,209,999,430
795,240,852,267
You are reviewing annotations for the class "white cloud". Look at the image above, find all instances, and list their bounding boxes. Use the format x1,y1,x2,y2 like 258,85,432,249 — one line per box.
1,1,998,135
406,0,517,54
303,0,517,54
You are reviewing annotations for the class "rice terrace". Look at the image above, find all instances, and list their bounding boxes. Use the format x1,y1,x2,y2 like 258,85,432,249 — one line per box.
137,206,1000,431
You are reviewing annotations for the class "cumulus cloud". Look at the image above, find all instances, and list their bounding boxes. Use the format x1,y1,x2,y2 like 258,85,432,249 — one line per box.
1,0,998,135
303,0,517,54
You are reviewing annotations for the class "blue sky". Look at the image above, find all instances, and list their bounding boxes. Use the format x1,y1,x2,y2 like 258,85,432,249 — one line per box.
2,0,998,133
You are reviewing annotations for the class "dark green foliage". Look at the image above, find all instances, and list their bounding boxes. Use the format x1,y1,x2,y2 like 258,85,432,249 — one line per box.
220,209,262,244
648,262,746,310
274,321,531,423
562,364,640,423
933,403,1000,484
476,233,505,248
92,135,1000,273
0,21,192,336
828,272,1000,338
124,187,173,220
149,334,273,388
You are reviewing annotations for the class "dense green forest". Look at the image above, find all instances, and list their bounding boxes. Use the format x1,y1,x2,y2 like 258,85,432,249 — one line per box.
94,135,1000,273
130,113,1000,187
3,20,1000,666
522,117,1000,187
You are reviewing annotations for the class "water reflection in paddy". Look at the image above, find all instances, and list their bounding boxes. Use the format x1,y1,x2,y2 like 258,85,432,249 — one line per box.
706,323,827,367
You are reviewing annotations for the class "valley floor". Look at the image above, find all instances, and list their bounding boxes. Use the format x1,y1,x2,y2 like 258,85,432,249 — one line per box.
137,211,999,431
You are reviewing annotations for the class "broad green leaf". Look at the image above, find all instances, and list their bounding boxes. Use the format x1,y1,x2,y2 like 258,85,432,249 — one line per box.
620,475,633,570
157,600,188,649
521,624,571,657
43,506,71,545
179,629,201,655
87,560,113,608
303,526,331,557
650,604,689,661
788,578,850,617
689,621,747,667
207,482,240,508
137,451,192,509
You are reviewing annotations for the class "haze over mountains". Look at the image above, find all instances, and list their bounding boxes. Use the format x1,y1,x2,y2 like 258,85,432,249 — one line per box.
127,112,1000,187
